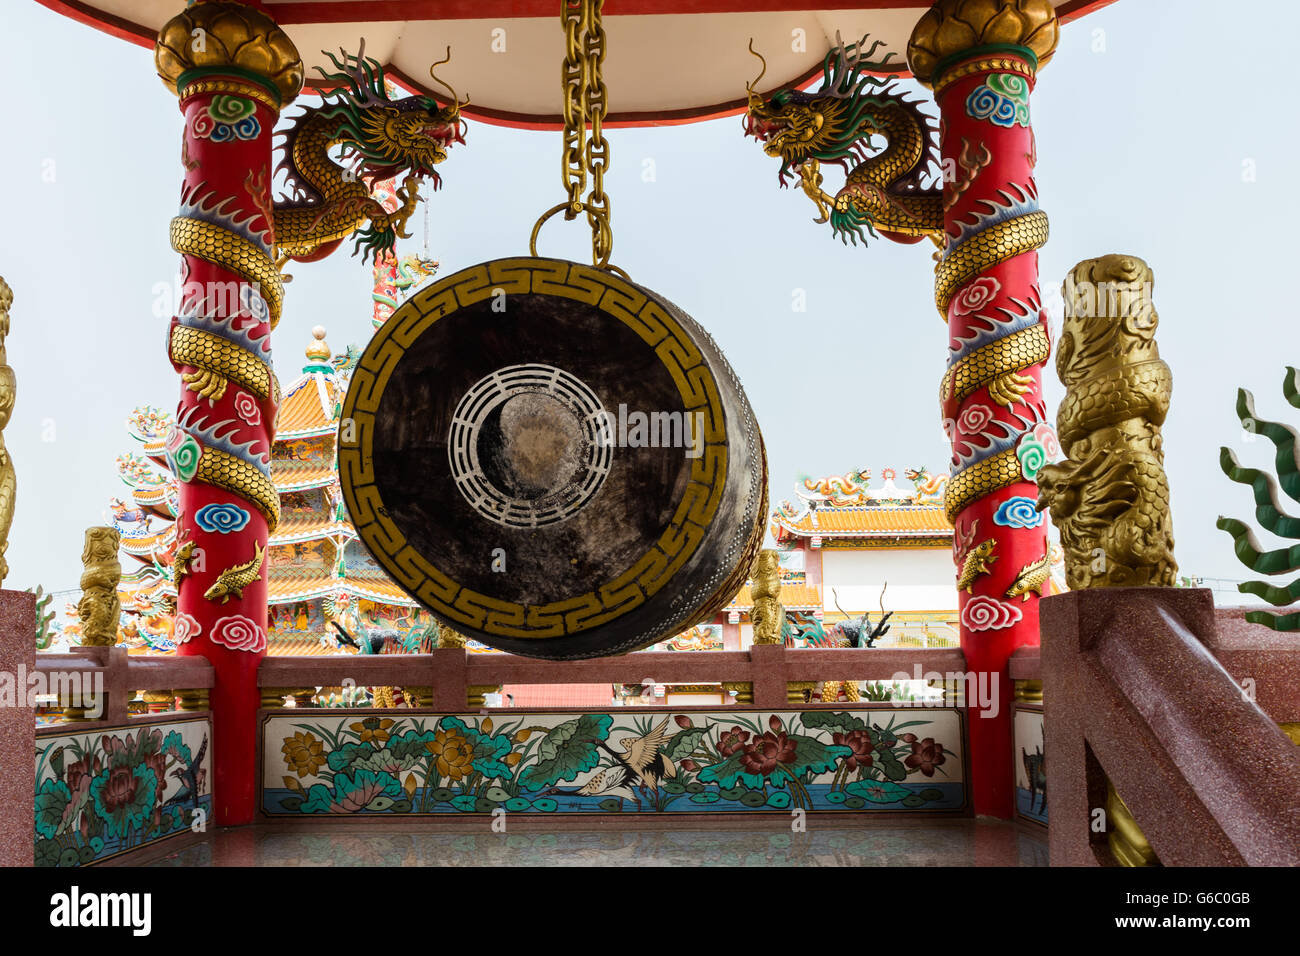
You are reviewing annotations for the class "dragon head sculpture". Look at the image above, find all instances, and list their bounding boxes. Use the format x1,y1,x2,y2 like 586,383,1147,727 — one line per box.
743,34,942,246
275,41,468,264
744,35,898,187
317,42,466,187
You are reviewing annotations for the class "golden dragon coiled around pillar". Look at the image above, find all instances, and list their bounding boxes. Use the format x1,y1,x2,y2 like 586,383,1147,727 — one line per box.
744,34,1047,318
167,45,465,524
170,42,465,328
1035,254,1177,589
744,35,942,245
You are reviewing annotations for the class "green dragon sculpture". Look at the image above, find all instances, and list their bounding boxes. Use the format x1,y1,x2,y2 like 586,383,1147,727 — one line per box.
1218,370,1300,629
275,42,466,266
744,34,943,247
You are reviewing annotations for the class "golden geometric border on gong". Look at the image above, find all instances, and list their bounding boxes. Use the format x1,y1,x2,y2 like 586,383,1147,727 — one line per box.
338,257,729,641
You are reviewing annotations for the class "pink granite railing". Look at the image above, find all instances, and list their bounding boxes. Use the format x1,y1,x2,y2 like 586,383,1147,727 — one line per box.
258,644,968,708
1009,645,1040,684
1041,588,1300,866
33,646,214,724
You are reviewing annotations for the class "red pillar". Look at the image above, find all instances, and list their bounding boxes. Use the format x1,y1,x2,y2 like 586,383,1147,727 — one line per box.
156,3,303,825
909,1,1059,818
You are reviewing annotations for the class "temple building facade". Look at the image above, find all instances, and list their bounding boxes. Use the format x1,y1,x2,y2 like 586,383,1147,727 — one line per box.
106,330,437,656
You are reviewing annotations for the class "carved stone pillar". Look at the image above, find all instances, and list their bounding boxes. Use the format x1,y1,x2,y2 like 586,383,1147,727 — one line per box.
155,1,303,825
909,0,1058,818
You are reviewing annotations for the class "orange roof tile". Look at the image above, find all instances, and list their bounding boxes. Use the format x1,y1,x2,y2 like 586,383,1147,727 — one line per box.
272,459,336,490
773,504,952,538
270,513,355,545
267,574,338,603
275,372,342,437
348,577,418,605
727,582,822,610
265,636,348,657
266,571,419,607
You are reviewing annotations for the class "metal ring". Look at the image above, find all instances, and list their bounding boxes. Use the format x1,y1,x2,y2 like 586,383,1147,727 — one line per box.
529,200,613,270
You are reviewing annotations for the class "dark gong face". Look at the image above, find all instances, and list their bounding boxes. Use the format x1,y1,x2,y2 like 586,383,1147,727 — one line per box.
340,258,766,659
373,291,689,607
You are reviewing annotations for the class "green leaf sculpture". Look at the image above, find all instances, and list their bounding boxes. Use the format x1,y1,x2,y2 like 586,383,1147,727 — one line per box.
29,585,55,649
1217,368,1300,629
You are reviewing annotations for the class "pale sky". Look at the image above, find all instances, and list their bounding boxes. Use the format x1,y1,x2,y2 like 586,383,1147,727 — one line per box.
3,0,1298,605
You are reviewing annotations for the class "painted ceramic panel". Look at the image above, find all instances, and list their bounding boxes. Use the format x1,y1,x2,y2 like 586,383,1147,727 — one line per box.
271,600,326,635
1014,707,1047,825
35,717,212,866
263,708,965,816
663,624,724,651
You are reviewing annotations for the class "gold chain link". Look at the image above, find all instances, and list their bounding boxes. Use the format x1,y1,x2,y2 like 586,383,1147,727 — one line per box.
532,0,615,270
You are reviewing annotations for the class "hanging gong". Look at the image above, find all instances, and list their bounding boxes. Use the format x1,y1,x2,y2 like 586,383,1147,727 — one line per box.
338,257,767,659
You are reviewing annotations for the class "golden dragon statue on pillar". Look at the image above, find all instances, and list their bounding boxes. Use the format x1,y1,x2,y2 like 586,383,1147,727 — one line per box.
155,8,467,535
744,34,943,247
744,33,1046,321
164,38,466,333
1035,254,1177,588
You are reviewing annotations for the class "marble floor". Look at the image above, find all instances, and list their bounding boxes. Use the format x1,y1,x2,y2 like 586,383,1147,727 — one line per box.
144,819,1049,866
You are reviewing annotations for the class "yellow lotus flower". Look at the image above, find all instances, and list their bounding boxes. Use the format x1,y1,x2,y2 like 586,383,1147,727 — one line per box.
281,731,325,778
351,717,395,745
425,728,474,780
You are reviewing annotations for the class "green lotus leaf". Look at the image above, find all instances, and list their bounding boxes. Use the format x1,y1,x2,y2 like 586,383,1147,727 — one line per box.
519,714,612,788
845,779,911,804
35,778,71,839
664,726,708,760
798,710,867,733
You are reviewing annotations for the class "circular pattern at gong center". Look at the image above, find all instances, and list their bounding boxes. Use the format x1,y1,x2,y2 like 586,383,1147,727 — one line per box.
448,363,612,529
338,257,767,659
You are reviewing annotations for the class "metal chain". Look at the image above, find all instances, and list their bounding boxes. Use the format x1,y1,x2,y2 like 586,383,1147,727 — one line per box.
583,1,611,264
533,0,615,269
561,0,586,220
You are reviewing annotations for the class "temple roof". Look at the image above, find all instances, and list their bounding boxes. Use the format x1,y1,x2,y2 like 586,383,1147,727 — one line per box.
773,467,953,541
274,327,344,440
266,571,419,608
270,512,355,547
726,582,822,611
271,459,337,492
773,504,952,539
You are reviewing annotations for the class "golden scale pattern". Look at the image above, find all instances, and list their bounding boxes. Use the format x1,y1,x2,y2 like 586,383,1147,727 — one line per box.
169,216,285,330
340,258,730,641
934,210,1049,317
170,326,278,402
945,450,1023,522
196,449,281,531
940,324,1050,408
